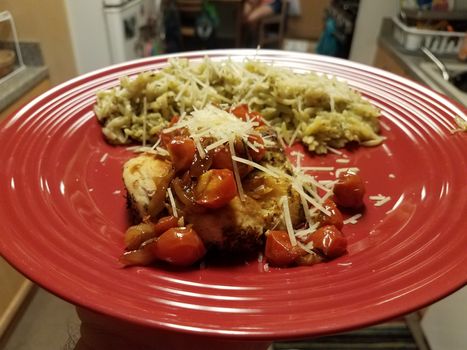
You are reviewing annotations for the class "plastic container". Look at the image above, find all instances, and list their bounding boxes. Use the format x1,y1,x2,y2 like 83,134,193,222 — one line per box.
0,11,25,83
392,16,464,54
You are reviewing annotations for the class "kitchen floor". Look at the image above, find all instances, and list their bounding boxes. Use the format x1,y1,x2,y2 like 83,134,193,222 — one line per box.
0,287,80,350
0,286,422,350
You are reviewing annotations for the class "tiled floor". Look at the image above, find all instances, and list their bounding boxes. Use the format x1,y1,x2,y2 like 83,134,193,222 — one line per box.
0,287,80,350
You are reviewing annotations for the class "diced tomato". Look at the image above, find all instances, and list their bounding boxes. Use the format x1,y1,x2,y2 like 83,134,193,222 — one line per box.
317,199,344,230
230,104,249,120
194,169,237,209
247,134,266,162
333,171,365,208
119,239,158,267
230,104,265,126
124,223,157,251
247,111,266,126
210,145,233,170
166,136,196,173
153,227,206,266
169,115,180,126
303,225,347,259
189,151,212,177
153,216,179,236
265,230,302,267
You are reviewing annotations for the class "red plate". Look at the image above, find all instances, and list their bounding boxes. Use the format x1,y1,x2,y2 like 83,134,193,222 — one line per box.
1,50,466,340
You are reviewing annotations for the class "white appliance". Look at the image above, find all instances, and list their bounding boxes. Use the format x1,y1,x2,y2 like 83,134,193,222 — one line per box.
65,0,161,74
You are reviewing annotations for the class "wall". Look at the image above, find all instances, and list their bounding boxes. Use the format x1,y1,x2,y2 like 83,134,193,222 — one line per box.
1,0,77,85
286,0,330,40
64,0,111,75
349,0,399,65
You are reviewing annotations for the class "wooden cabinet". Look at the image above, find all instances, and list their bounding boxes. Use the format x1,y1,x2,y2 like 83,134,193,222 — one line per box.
0,77,51,339
0,79,51,122
373,45,412,79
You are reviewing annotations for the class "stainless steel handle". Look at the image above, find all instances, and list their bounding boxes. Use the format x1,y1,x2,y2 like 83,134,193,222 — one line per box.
421,46,450,82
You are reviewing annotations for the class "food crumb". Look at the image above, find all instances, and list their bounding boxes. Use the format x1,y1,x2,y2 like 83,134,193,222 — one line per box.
369,194,391,207
99,153,108,163
343,213,362,225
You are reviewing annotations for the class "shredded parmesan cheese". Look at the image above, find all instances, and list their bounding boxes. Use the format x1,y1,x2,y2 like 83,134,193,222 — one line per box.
451,116,467,134
281,196,297,246
142,97,147,147
301,166,335,172
99,153,108,163
229,139,245,201
343,213,362,225
369,194,391,207
297,241,315,254
335,167,359,178
327,146,343,155
231,155,280,178
166,187,178,217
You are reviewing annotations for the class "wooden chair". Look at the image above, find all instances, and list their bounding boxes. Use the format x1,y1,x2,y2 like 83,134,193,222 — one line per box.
258,0,289,49
175,0,244,48
175,0,203,38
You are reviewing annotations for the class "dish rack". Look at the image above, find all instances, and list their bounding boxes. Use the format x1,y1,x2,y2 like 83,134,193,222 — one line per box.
392,16,464,55
0,11,25,84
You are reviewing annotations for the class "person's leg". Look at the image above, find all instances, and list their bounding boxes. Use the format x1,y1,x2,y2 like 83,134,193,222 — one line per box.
246,4,274,24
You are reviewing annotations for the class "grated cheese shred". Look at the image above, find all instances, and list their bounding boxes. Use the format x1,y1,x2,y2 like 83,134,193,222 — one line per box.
281,196,297,246
228,139,245,202
166,187,178,217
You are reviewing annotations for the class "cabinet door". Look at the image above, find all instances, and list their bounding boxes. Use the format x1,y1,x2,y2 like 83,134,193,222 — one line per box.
0,259,34,338
0,78,51,338
0,79,51,122
373,46,412,79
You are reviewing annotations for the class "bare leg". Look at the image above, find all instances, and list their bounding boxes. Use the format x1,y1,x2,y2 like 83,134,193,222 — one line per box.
246,5,274,24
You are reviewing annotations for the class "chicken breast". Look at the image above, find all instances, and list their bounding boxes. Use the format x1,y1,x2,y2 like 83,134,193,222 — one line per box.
186,173,303,252
122,127,304,253
123,154,174,221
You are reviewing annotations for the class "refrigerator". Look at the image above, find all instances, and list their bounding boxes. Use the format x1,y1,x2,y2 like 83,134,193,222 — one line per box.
65,0,162,75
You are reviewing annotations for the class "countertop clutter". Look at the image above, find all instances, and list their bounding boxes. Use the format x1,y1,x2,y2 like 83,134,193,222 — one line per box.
375,18,466,107
0,42,48,114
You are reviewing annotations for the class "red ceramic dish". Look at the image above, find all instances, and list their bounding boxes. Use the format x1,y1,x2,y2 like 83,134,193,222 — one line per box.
0,50,466,340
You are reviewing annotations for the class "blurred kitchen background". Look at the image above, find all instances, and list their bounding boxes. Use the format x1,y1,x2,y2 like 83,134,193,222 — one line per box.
0,0,466,349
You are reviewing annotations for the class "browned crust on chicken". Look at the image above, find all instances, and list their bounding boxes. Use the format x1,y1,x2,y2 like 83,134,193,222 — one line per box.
123,154,174,221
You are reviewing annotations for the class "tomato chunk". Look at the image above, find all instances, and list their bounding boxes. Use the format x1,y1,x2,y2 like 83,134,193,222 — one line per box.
247,111,266,126
169,115,180,126
303,225,347,259
333,171,365,208
167,136,196,173
153,215,179,236
124,223,156,250
194,169,237,209
265,230,302,267
230,104,249,120
210,145,233,170
153,227,206,266
230,104,265,126
120,239,158,267
317,199,344,230
247,134,266,162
